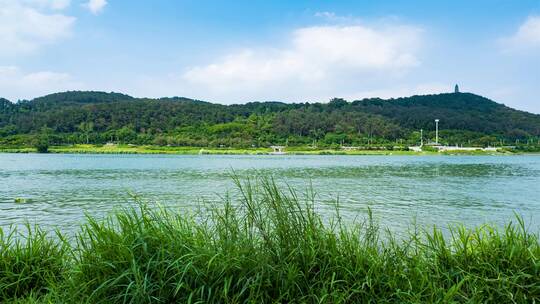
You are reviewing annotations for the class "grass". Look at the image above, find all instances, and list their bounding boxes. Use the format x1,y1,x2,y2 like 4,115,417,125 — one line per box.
1,177,539,303
0,225,66,301
0,147,36,153
0,144,468,155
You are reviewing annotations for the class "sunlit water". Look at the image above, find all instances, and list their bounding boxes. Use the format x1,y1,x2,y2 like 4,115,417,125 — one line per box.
1,153,539,235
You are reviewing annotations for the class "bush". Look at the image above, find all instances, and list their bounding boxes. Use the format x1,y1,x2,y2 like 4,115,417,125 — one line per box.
421,145,438,152
34,142,49,153
32,136,49,153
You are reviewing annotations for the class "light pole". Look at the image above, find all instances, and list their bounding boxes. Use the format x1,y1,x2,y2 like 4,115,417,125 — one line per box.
420,129,423,147
435,119,440,145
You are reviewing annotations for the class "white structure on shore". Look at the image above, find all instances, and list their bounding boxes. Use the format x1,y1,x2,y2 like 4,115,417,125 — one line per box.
270,146,286,155
435,145,498,152
408,118,500,152
408,145,499,152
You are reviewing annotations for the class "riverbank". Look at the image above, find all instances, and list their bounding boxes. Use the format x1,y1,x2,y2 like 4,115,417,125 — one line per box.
0,144,514,156
1,178,538,303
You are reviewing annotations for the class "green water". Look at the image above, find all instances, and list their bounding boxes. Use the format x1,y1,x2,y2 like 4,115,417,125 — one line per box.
1,153,539,234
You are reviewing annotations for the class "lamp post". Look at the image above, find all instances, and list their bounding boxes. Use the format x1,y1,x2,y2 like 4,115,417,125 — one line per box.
435,119,439,144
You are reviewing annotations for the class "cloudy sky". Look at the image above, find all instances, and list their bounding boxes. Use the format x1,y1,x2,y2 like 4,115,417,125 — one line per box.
1,0,539,113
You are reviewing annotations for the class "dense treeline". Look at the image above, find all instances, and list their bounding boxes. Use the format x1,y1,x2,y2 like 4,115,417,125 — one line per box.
1,91,539,148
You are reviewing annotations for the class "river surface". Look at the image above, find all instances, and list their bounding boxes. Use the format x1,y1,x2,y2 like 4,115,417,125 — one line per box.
1,153,539,235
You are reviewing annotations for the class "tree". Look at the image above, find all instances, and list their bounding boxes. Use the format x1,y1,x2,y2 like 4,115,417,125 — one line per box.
78,122,94,144
328,98,348,109
1,91,539,148
33,133,49,153
116,125,137,144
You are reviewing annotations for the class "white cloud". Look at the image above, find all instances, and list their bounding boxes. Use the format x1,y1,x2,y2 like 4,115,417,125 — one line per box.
0,1,75,56
313,11,360,24
501,16,540,51
314,11,336,19
85,0,107,14
0,66,84,101
23,0,71,10
178,23,423,102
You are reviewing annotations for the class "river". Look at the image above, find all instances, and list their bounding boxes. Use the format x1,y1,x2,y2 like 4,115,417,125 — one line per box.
1,153,539,235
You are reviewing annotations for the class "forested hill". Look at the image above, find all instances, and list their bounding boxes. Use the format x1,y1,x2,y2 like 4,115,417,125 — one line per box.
0,91,539,148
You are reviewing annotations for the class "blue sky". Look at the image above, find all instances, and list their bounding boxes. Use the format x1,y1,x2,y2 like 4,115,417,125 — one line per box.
1,0,539,113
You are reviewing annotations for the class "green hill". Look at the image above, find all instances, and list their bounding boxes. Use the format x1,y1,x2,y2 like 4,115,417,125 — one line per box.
0,91,539,148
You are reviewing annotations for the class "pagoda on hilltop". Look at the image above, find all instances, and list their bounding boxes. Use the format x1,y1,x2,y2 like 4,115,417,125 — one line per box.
454,84,460,93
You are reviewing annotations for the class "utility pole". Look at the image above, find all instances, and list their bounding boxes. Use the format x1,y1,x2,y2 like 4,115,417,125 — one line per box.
435,119,439,144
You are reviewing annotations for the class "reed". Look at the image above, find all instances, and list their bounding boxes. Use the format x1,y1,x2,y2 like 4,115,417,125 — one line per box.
1,177,538,303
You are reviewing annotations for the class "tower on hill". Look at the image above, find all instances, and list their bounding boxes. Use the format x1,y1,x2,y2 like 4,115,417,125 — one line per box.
454,84,460,93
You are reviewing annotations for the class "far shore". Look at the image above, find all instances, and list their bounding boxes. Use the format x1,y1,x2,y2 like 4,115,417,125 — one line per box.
0,144,525,156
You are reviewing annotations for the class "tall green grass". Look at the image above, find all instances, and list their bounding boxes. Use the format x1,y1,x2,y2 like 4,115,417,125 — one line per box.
1,177,539,303
0,225,65,300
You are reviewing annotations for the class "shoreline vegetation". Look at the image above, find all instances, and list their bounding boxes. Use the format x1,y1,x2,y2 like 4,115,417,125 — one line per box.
1,178,539,303
0,144,528,156
2,91,540,157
